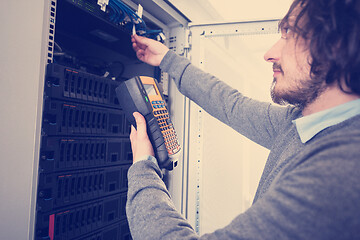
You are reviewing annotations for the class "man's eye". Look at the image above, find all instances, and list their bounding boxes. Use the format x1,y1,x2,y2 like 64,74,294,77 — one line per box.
281,27,292,39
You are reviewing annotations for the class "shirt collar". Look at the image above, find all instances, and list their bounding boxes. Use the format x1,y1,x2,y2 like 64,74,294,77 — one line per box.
293,99,360,143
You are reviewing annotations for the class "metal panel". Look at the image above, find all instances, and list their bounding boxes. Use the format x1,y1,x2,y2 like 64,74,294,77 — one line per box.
166,25,190,216
0,0,53,239
188,20,280,235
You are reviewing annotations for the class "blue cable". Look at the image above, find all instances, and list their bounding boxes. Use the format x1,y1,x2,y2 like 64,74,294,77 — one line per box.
108,1,125,23
107,0,163,40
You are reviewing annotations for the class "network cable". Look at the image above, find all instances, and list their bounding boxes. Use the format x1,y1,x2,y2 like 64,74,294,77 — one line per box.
106,0,164,41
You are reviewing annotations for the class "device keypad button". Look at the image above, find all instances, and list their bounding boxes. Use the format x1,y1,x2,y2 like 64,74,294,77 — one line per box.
151,105,181,156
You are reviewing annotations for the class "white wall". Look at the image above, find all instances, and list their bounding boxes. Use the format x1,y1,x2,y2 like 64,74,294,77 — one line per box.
168,0,293,23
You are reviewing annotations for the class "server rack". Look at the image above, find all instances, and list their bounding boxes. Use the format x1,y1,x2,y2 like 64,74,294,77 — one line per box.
36,60,132,239
32,1,188,239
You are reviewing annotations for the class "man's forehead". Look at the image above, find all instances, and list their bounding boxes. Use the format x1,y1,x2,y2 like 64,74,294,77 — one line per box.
287,2,303,20
289,3,302,18
280,15,296,29
280,2,304,27
287,16,296,24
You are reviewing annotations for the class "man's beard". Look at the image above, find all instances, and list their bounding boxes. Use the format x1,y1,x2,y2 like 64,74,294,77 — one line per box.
270,64,326,110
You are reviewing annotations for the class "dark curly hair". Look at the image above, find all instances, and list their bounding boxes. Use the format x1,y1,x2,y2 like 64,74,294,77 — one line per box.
280,0,360,95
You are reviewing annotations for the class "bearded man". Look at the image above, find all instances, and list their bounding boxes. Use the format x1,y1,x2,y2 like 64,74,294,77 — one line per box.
126,0,360,239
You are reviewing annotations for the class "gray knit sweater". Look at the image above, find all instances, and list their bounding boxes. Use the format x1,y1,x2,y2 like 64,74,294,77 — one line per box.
126,50,360,239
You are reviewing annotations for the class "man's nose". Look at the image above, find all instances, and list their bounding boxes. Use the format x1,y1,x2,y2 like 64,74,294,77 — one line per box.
264,38,283,63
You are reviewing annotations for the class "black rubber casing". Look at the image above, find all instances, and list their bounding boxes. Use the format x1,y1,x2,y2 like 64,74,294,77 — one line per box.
115,76,174,170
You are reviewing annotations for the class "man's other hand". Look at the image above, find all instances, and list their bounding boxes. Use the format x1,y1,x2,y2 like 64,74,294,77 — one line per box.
131,34,169,66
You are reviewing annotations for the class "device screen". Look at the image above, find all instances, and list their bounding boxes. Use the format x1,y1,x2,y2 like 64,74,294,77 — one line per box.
144,84,158,96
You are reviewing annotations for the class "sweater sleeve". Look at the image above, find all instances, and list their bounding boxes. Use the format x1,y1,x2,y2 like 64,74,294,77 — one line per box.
126,133,360,240
126,160,199,240
159,50,300,149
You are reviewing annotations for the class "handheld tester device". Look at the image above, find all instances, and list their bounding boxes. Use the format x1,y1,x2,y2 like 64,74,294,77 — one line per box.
115,76,180,170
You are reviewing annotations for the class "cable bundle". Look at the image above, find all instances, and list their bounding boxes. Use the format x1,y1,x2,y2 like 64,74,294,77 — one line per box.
107,0,164,41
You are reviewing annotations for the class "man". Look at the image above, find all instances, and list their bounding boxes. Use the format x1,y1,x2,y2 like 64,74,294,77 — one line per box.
126,0,360,239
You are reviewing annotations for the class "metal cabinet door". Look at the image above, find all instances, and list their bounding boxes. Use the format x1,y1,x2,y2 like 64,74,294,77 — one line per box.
186,20,281,235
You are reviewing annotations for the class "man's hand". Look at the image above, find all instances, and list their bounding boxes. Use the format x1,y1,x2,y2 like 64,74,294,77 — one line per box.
131,34,169,66
130,112,155,163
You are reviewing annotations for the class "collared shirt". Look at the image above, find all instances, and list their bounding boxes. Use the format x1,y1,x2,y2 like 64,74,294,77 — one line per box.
293,98,360,143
